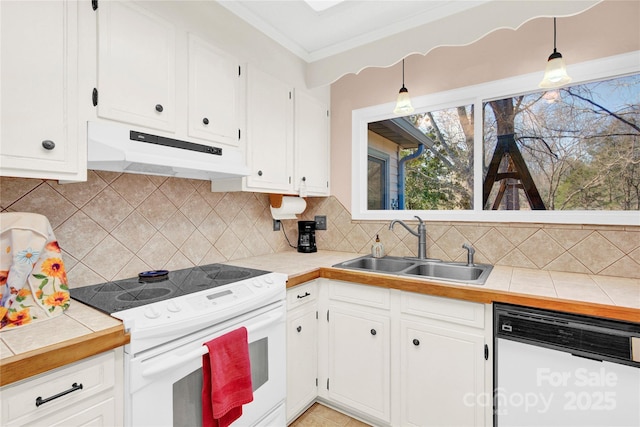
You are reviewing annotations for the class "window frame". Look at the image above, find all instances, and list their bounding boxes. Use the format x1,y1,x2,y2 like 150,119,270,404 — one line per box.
351,51,640,225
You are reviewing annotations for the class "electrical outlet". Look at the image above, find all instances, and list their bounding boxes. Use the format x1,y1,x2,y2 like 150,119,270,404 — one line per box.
315,215,327,230
273,219,281,231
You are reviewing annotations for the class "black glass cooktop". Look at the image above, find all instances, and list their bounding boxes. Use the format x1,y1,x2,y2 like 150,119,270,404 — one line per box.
70,263,270,314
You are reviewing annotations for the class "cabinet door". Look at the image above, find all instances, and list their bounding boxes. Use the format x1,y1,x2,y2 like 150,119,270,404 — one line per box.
286,306,317,421
187,34,240,147
246,67,294,191
295,90,329,195
97,1,175,132
327,305,390,423
400,320,486,427
0,0,83,180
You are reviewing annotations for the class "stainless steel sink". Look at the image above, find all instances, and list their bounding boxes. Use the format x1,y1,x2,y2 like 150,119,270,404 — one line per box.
403,262,490,283
337,256,416,273
332,255,493,285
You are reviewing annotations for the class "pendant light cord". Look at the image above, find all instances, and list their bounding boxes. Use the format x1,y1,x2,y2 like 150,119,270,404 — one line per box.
402,59,406,88
553,17,557,53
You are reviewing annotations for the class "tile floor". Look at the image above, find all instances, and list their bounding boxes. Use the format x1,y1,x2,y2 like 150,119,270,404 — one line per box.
289,403,372,427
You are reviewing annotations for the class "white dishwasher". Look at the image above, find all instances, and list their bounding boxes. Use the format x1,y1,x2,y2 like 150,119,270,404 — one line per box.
494,303,640,427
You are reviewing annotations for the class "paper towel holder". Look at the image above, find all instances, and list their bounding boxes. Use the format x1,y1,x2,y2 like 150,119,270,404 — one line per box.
269,194,307,220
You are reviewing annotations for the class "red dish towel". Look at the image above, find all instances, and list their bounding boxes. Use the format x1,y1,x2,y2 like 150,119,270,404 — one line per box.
202,327,254,427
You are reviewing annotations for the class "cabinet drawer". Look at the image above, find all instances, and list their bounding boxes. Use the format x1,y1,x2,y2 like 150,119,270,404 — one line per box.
287,281,318,310
329,281,390,310
401,292,485,328
1,351,116,425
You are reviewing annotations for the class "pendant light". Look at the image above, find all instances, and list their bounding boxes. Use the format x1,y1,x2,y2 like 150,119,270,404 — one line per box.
539,17,572,88
394,59,414,114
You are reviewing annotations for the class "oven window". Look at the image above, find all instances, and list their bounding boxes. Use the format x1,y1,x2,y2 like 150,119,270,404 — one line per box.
249,337,269,391
173,369,203,427
172,337,270,426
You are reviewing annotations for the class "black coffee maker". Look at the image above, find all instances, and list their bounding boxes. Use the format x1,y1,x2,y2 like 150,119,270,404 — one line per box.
297,221,317,253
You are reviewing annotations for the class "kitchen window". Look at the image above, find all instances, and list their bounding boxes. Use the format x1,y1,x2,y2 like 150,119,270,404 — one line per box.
352,51,639,225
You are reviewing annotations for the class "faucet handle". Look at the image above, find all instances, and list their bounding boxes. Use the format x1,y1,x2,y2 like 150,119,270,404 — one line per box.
414,215,424,224
462,243,475,266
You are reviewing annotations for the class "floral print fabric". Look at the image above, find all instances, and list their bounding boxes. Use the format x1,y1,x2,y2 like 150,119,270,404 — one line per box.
0,212,70,330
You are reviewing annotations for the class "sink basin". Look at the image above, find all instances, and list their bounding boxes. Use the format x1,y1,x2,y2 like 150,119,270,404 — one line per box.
403,262,490,283
332,255,493,285
337,256,416,273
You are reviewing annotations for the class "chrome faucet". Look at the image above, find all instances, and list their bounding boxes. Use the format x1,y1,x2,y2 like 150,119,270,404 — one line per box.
389,216,427,259
462,243,475,266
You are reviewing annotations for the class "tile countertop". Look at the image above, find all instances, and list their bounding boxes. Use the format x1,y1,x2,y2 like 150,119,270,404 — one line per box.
1,250,638,386
0,301,129,386
229,250,640,322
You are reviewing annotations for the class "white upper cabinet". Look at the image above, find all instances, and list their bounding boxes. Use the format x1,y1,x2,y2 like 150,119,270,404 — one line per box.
187,34,240,147
245,66,294,192
211,68,330,196
97,1,176,132
295,90,330,196
0,0,84,181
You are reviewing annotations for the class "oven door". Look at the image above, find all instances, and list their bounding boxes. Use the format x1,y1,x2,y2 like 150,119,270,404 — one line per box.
126,302,286,427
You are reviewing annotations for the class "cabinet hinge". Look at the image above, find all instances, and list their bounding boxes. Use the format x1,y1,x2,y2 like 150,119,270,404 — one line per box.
484,344,489,360
92,88,98,107
327,378,330,390
92,0,98,11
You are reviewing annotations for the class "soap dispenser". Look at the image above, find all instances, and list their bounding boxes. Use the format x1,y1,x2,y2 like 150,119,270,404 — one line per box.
371,234,385,258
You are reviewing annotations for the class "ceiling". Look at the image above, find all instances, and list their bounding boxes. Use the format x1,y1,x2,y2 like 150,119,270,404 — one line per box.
218,0,491,63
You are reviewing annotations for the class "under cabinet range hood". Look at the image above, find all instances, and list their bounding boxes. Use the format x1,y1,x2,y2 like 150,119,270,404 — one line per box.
87,121,249,180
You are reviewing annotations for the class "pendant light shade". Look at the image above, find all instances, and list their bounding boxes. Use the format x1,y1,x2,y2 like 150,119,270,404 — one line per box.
539,18,572,89
394,59,414,114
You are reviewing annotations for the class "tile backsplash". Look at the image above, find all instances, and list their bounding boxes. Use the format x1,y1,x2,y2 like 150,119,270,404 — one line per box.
1,173,639,288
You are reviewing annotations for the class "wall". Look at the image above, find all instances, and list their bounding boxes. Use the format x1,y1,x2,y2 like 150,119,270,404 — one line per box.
330,0,640,208
2,1,638,285
2,175,638,286
327,0,640,279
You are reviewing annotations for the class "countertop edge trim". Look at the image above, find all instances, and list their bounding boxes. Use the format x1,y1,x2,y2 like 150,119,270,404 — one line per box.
0,325,130,387
313,267,640,323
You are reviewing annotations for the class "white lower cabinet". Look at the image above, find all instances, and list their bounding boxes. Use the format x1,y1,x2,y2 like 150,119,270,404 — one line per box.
400,320,487,426
326,304,391,422
287,278,492,426
398,292,492,427
0,349,123,427
286,281,319,422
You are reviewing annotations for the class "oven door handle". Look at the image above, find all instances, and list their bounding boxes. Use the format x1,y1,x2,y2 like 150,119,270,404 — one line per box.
141,310,284,377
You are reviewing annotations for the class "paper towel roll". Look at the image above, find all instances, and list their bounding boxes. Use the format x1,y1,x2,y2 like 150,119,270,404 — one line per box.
270,196,307,220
